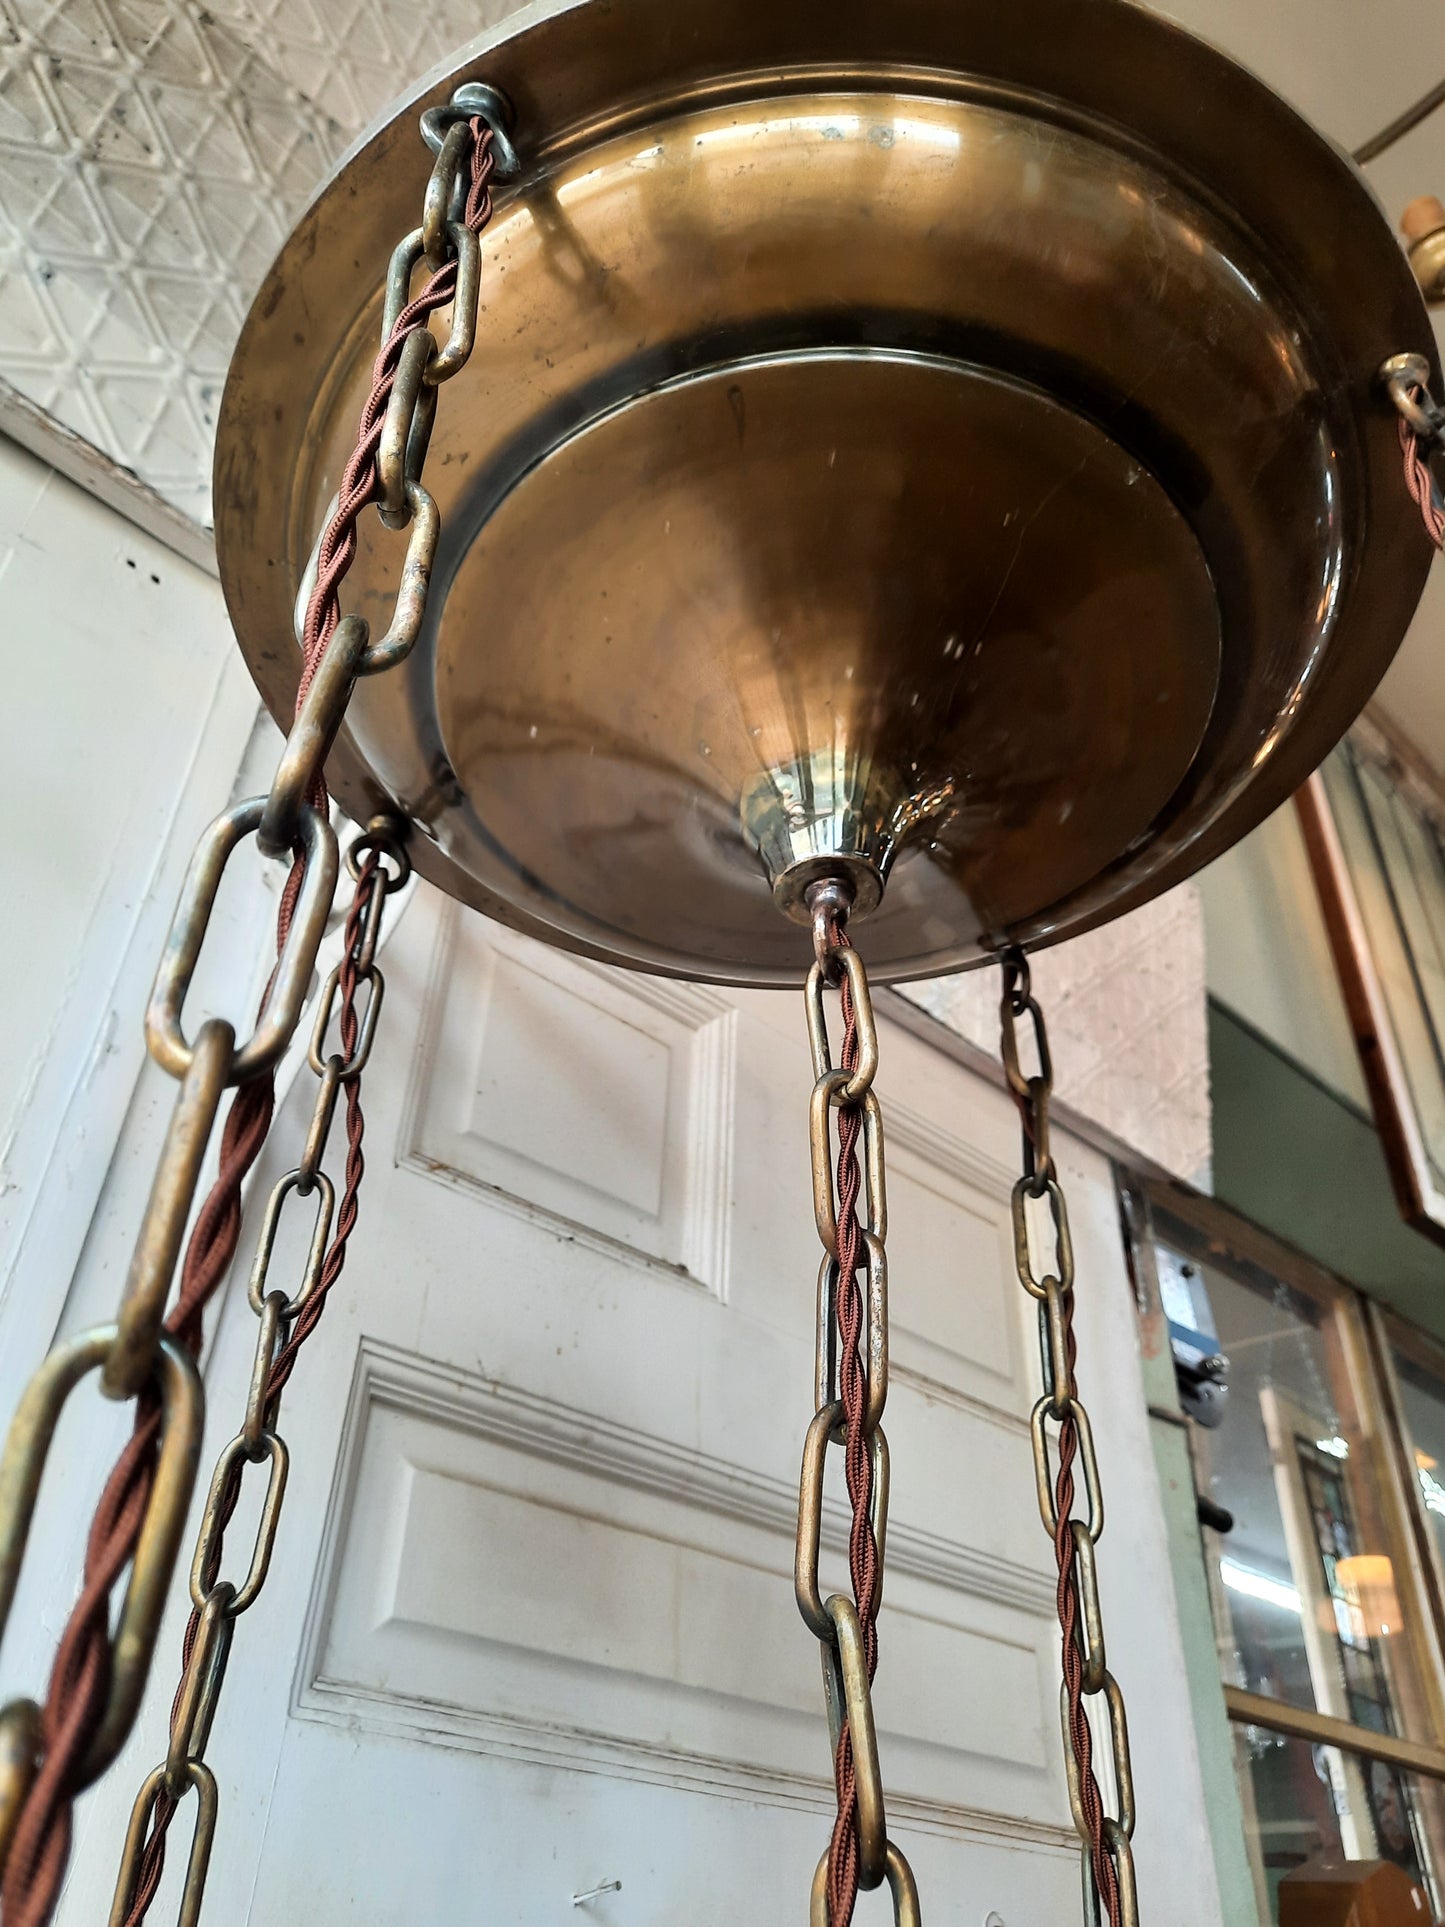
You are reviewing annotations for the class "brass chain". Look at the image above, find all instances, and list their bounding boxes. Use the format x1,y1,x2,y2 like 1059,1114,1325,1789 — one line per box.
104,92,508,1927
999,948,1138,1927
109,837,408,1927
0,84,511,1927
797,886,919,1927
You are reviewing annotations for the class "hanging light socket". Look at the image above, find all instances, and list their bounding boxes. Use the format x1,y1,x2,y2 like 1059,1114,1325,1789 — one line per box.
740,750,897,924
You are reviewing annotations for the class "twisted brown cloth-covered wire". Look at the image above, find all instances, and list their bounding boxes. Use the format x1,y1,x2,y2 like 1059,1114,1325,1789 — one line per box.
0,115,498,1927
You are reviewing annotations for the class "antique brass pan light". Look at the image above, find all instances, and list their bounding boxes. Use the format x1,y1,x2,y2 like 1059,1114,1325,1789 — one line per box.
2,3,1443,1925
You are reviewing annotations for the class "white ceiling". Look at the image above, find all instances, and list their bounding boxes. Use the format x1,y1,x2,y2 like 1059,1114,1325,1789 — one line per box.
0,0,518,519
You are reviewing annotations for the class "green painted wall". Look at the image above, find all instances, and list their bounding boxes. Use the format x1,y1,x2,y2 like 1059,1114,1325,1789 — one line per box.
1200,805,1445,1336
1209,995,1445,1337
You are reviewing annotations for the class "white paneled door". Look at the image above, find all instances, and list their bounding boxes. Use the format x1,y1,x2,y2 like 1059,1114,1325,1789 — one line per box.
52,885,1219,1926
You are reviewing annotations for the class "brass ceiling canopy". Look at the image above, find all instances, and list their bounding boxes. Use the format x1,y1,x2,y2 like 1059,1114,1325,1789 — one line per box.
215,0,1437,986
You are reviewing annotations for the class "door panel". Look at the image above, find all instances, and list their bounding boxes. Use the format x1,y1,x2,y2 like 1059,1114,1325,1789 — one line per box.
407,914,736,1293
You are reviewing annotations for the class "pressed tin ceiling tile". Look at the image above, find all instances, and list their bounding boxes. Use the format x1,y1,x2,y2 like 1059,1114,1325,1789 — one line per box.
0,0,520,521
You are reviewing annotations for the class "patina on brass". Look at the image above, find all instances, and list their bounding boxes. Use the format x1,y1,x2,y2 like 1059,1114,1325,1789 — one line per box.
215,0,1438,986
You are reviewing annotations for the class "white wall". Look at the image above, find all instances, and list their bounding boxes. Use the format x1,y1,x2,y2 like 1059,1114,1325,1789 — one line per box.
0,436,259,1412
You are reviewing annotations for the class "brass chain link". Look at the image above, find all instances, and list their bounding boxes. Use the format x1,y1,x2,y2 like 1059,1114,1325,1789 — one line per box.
1000,948,1138,1927
797,886,919,1927
1383,352,1445,548
0,84,511,1927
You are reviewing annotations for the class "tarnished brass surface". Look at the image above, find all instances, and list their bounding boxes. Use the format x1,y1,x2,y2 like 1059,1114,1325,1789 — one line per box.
215,0,1438,984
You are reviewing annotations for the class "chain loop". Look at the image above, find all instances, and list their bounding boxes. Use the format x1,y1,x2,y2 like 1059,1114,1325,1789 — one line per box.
1030,1394,1104,1539
999,954,1054,1189
1086,1821,1139,1927
190,1432,288,1617
245,1168,335,1319
807,952,880,1102
0,1330,204,1788
293,485,439,677
1061,1674,1135,1841
820,1595,887,1890
796,1403,889,1641
369,483,443,673
309,959,383,1077
811,1074,886,1260
1011,1175,1075,1301
998,947,1137,1927
162,1587,234,1799
104,1020,234,1400
258,616,370,858
146,797,337,1084
811,1843,922,1927
110,1762,216,1927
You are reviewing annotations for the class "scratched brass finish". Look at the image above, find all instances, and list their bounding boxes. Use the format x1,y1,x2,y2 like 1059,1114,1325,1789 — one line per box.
435,356,1221,979
216,0,1437,985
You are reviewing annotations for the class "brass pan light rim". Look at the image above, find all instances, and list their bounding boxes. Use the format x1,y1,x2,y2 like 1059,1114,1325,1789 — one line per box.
378,0,1436,319
341,53,1412,379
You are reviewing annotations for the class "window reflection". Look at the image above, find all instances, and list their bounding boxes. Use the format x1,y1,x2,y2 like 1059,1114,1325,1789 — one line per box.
1140,1204,1445,1918
1392,1343,1445,1582
1320,740,1445,1209
1234,1730,1435,1924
